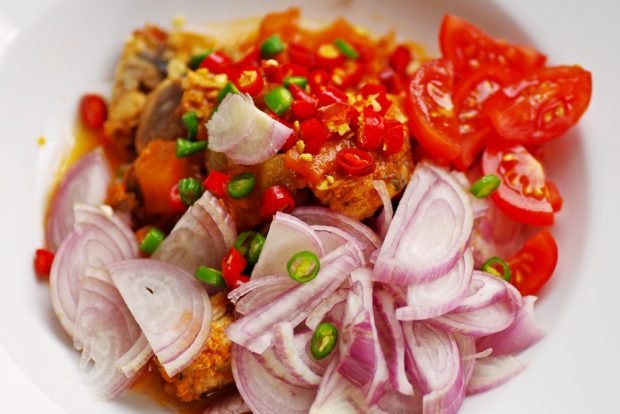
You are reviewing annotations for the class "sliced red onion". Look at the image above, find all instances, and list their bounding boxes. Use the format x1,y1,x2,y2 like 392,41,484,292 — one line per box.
273,322,322,386
207,93,293,165
232,344,316,414
471,203,524,267
337,269,388,404
311,225,365,264
228,274,292,305
50,206,137,336
226,244,360,354
453,271,522,313
429,272,522,337
251,212,324,279
292,206,381,261
455,334,477,387
476,296,545,355
395,249,473,321
372,388,423,414
116,333,153,378
73,275,141,399
305,288,348,331
46,148,111,251
451,171,489,220
202,391,250,414
372,180,393,240
374,162,473,285
466,355,527,395
402,321,466,414
234,277,296,316
107,259,212,377
310,359,370,414
373,289,414,396
154,190,236,274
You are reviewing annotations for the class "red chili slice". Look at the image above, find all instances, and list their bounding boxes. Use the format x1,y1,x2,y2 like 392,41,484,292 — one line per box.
203,171,230,198
200,51,233,74
357,107,385,151
260,185,296,218
34,249,54,277
80,94,107,130
299,118,331,154
389,45,412,75
317,86,348,108
231,68,264,96
383,119,405,155
336,148,376,176
221,247,248,289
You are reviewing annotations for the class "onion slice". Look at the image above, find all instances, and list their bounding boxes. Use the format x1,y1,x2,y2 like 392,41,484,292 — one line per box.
273,322,323,387
154,190,236,273
50,205,137,336
227,244,360,354
305,288,348,331
207,93,293,165
374,162,473,285
251,212,324,279
476,296,545,355
466,355,527,395
202,391,250,414
107,259,212,377
311,225,365,264
292,206,381,261
372,180,393,239
310,359,370,414
232,344,316,414
395,249,473,321
46,148,111,251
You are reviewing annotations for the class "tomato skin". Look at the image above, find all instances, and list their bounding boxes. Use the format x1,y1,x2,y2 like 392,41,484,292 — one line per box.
452,65,518,170
486,66,592,144
546,180,563,212
439,14,546,76
482,145,554,226
405,59,460,161
80,94,107,129
508,230,558,296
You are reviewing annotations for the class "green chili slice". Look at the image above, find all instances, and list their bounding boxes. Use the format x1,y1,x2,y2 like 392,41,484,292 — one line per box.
311,322,338,359
334,38,359,60
139,227,165,254
482,256,512,282
182,111,199,140
283,76,308,89
189,50,212,70
259,34,284,58
176,138,208,158
195,266,227,289
234,231,258,257
217,81,239,103
247,233,266,265
178,177,204,206
227,172,256,199
264,86,293,116
470,174,501,198
287,251,320,283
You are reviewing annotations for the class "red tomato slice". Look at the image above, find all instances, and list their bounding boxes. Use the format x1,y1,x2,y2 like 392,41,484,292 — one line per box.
486,65,592,144
405,59,460,161
439,14,546,75
507,230,558,296
452,65,518,170
482,145,554,226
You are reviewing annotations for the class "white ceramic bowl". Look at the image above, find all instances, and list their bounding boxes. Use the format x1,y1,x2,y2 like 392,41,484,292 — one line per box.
1,0,619,412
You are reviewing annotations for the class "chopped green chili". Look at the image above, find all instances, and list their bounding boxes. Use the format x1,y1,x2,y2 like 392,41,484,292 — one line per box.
234,231,257,257
334,38,359,60
264,86,293,116
178,177,203,206
227,172,256,199
217,81,239,103
182,111,199,140
311,322,338,360
482,256,512,282
287,251,320,283
470,174,501,198
260,34,284,58
176,138,208,158
189,50,213,70
139,227,165,254
283,76,308,89
195,266,227,289
247,233,266,265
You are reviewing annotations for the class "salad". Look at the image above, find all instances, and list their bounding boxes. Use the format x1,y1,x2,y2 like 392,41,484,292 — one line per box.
34,8,592,414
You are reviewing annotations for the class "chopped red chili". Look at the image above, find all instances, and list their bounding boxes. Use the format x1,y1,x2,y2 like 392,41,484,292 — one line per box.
316,43,344,70
359,82,391,115
317,86,348,108
231,68,264,96
289,84,316,105
169,183,187,213
34,249,54,277
260,185,296,218
336,148,376,176
288,42,316,68
389,45,412,75
383,119,406,155
199,50,233,74
79,94,107,130
357,107,385,151
299,118,331,154
221,247,248,289
291,100,316,120
203,171,230,198
308,70,332,94
235,46,260,69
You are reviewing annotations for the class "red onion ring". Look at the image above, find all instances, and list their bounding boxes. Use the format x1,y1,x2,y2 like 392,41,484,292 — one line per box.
311,225,366,264
374,162,473,285
372,180,394,239
273,322,322,386
466,355,527,395
305,288,348,331
46,149,111,251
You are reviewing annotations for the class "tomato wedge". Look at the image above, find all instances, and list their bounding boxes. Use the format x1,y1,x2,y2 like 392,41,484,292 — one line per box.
508,230,558,296
482,145,554,226
452,65,517,170
440,14,546,75
486,65,592,144
405,59,460,161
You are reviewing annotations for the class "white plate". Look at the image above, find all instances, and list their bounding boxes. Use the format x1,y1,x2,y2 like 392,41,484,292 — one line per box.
1,0,619,412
